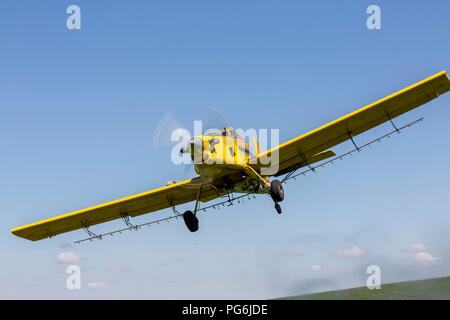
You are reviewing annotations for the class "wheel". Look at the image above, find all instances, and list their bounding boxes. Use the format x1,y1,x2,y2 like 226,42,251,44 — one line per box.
275,203,282,214
270,179,284,202
183,210,199,232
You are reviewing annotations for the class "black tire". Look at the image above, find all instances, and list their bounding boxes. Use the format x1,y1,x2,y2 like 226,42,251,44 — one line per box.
270,179,284,202
183,210,199,232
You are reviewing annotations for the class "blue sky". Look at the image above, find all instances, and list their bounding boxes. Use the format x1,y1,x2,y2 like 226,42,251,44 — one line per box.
1,1,449,299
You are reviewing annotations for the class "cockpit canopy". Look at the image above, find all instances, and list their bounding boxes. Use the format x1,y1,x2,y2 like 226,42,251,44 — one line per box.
219,127,239,137
202,127,240,137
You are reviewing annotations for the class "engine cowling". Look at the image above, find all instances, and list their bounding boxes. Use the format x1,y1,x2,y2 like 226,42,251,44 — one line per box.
180,137,204,163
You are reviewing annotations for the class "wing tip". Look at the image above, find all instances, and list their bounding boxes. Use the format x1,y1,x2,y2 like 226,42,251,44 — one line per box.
11,226,41,241
10,226,23,236
437,70,450,94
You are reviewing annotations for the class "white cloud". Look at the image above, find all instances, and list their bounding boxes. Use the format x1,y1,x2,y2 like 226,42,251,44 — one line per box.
415,252,442,266
402,244,441,266
334,246,366,257
283,250,303,258
108,263,130,273
108,264,121,272
56,252,81,264
88,282,106,289
309,265,323,272
403,244,427,253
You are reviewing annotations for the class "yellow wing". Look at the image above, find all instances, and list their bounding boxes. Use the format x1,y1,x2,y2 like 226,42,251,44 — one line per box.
253,70,450,176
11,178,223,241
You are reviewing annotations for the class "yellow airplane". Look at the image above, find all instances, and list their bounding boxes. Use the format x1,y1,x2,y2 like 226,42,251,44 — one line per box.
11,71,450,242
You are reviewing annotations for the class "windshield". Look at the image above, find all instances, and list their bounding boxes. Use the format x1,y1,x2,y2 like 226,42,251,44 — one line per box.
220,128,239,137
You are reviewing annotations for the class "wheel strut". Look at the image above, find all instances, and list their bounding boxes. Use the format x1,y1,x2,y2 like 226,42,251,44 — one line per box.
183,186,203,232
274,203,282,214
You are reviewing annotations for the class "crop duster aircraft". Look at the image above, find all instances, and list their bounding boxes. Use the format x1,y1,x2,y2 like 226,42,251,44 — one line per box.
11,71,450,242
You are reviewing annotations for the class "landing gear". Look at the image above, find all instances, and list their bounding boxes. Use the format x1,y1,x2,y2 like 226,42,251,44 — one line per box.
183,210,199,232
270,179,284,202
270,179,284,214
182,186,202,232
274,203,282,214
243,166,284,214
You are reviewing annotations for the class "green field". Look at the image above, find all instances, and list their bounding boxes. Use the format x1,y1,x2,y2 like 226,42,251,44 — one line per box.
277,276,450,300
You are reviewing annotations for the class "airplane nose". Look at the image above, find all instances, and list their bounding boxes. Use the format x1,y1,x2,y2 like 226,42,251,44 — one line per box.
180,137,203,155
191,137,204,150
180,146,189,154
190,137,204,163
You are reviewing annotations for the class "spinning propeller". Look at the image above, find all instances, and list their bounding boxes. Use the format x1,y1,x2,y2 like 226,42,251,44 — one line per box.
153,105,233,180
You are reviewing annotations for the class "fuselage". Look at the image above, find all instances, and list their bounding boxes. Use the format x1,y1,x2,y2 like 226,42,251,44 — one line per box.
184,127,264,193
